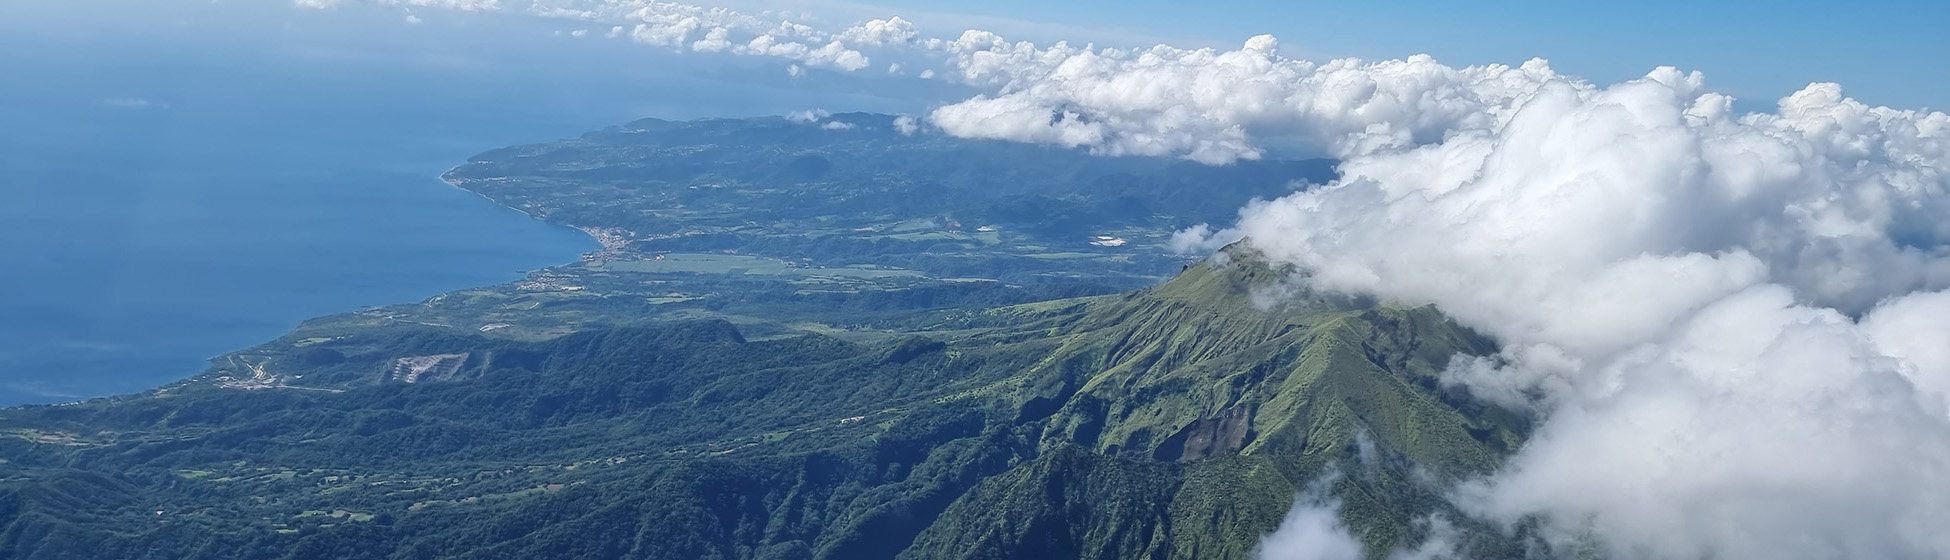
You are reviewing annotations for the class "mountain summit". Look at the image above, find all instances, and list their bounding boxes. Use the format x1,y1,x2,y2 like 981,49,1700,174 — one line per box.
907,242,1522,557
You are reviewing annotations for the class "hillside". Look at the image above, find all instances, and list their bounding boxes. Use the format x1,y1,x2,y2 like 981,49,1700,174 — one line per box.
0,244,1526,559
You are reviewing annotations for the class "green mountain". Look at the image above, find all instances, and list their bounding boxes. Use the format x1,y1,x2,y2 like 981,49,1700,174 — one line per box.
0,244,1527,559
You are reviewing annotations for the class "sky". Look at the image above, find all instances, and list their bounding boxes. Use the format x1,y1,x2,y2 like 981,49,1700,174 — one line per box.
10,0,1942,111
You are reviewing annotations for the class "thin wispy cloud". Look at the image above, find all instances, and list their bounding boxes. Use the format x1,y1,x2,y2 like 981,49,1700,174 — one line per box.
100,97,165,109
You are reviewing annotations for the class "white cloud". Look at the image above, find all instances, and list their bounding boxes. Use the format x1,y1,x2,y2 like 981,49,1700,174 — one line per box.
628,19,696,48
404,14,423,24
307,0,875,70
293,0,498,10
292,1,1549,162
821,120,854,130
785,109,829,123
1386,516,1462,560
100,97,163,110
415,0,495,8
690,26,729,51
1257,475,1363,560
557,1,873,71
1223,73,1949,350
1865,291,1950,413
837,16,917,46
892,114,919,135
926,35,1567,163
1449,288,1950,560
1168,223,1230,255
1204,71,1950,559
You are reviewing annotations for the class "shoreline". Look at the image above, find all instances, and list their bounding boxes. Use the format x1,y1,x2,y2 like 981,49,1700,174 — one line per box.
440,168,587,236
439,167,611,254
3,167,601,411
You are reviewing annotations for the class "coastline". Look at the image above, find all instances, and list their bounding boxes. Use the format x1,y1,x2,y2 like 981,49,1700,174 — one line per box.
440,165,626,255
5,167,602,410
440,168,557,226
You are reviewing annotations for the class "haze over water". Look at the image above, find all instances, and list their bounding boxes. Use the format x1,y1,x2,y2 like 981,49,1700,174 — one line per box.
0,2,926,406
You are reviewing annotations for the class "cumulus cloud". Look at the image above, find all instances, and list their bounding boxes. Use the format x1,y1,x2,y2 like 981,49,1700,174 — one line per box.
1168,223,1229,255
690,26,729,51
1193,70,1950,559
837,16,917,46
1864,291,1950,412
291,1,1562,165
1452,286,1950,559
786,110,854,130
552,1,873,70
892,114,919,135
298,0,872,70
785,109,828,124
294,0,498,10
924,34,1573,164
1220,72,1949,355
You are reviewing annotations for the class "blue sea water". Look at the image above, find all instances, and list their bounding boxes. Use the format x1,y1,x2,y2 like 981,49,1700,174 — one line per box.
0,2,936,406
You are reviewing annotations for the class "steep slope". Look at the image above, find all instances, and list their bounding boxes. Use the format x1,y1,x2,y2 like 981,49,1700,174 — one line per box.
907,244,1523,557
995,245,1508,468
0,245,1526,559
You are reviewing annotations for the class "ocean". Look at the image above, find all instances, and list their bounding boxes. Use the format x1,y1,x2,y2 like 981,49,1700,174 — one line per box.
0,2,933,406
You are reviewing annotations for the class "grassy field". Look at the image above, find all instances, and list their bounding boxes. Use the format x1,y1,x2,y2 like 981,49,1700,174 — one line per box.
596,253,794,275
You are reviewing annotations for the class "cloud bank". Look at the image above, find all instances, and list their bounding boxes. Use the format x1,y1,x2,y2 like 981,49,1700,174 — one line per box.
1198,67,1950,560
295,1,1582,164
292,1,1950,558
294,0,500,10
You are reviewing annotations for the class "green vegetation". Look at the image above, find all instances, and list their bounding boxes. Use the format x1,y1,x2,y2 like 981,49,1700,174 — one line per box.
443,113,1335,288
0,248,1531,559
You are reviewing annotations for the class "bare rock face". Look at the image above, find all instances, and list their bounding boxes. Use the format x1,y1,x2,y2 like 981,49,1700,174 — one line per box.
1155,403,1255,462
383,353,469,383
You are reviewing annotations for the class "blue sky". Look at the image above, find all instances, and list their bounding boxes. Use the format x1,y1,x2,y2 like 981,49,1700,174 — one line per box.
5,0,1943,112
873,0,1949,110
